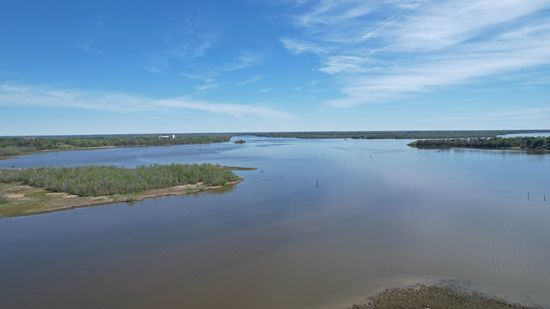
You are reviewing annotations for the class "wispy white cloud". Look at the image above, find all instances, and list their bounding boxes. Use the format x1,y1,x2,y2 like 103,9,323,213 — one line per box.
319,55,373,74
194,82,219,92
164,26,219,61
238,75,264,86
181,50,266,92
156,99,292,119
224,51,265,71
143,12,265,79
384,0,550,51
76,20,110,55
142,16,220,74
76,37,102,55
258,87,275,93
0,82,295,120
295,79,317,90
282,0,550,107
280,37,327,54
328,31,550,107
142,55,169,74
181,73,216,84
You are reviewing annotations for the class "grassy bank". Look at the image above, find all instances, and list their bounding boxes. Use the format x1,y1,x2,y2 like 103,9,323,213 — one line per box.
0,164,242,217
0,134,232,159
409,137,550,152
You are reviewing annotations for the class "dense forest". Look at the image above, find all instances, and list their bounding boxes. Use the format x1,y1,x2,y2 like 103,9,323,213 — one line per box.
408,137,550,151
0,135,231,158
0,164,239,196
252,130,550,140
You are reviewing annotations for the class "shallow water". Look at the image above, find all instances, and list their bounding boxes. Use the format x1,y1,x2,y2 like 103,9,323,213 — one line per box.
1,137,550,308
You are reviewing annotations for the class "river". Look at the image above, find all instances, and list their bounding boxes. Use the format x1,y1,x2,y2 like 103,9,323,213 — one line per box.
1,137,549,308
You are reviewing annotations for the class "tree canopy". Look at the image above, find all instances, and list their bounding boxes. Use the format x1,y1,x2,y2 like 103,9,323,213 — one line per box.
0,164,239,196
0,135,231,158
409,137,550,151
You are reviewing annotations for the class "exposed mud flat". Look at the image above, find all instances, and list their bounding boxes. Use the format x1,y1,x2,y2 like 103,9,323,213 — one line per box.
349,284,539,309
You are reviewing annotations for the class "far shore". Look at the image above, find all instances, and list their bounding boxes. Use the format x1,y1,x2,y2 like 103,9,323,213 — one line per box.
1,145,118,160
0,135,232,160
408,136,550,153
1,144,193,160
0,178,242,218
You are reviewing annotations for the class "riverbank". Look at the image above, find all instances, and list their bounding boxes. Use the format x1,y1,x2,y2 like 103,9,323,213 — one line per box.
0,178,241,217
349,284,537,309
409,137,550,153
0,134,232,160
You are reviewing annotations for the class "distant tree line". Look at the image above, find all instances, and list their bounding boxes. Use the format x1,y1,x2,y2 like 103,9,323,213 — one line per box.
3,131,550,159
408,137,550,151
0,135,231,158
252,130,550,140
0,164,239,196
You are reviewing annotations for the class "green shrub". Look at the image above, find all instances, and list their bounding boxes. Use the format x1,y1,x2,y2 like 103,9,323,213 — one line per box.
0,164,239,196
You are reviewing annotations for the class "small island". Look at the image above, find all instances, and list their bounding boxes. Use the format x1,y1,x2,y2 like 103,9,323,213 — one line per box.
408,136,550,152
234,139,246,144
0,164,242,217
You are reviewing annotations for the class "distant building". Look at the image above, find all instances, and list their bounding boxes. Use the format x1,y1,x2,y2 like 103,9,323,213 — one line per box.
159,134,176,139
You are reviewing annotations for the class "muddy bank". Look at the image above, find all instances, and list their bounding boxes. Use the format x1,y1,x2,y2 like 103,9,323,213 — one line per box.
349,284,540,309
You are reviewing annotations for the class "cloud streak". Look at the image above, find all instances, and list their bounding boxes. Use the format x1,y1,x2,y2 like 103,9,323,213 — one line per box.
282,0,550,107
142,16,221,74
0,82,295,120
238,75,264,86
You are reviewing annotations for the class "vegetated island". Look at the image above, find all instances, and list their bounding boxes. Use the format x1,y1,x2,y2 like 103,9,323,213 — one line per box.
252,130,550,140
0,134,232,159
349,284,537,309
408,137,550,152
0,163,245,217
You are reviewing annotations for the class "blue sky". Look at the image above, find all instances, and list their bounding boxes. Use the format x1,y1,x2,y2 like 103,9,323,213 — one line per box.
1,0,550,135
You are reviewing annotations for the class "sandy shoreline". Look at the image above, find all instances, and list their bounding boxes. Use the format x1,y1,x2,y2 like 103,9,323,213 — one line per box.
0,178,242,217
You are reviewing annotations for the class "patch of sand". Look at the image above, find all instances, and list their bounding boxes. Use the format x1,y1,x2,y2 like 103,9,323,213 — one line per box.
5,193,25,199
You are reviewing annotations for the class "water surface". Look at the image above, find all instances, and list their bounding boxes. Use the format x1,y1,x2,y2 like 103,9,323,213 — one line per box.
1,137,550,308
499,132,550,137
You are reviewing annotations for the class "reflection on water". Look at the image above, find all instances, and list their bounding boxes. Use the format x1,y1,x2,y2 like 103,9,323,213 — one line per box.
1,137,550,308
